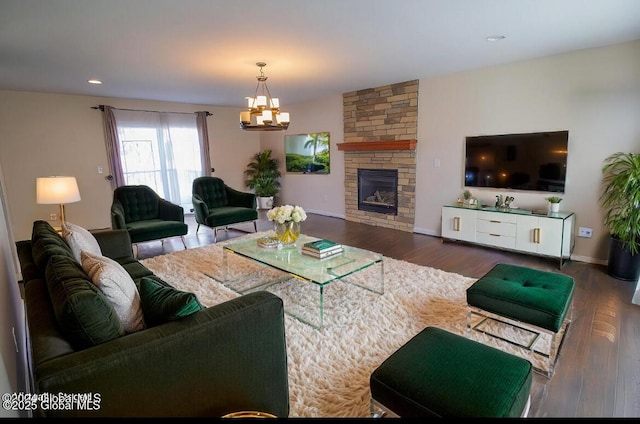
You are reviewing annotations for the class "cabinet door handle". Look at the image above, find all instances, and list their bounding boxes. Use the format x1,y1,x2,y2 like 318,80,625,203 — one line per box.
533,228,541,244
490,220,501,223
489,233,501,237
453,217,460,231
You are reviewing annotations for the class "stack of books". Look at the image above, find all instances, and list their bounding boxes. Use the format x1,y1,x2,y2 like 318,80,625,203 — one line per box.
302,239,344,259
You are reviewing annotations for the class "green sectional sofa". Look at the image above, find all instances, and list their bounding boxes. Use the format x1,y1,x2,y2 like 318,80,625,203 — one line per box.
15,220,289,417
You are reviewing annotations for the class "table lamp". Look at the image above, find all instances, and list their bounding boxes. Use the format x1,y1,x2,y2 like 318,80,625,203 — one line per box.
36,176,81,228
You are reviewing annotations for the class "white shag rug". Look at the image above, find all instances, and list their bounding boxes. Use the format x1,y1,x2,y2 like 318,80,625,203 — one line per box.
141,232,552,418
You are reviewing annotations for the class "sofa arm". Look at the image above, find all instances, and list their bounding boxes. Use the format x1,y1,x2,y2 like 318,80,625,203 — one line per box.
16,240,41,284
110,202,126,230
192,195,209,224
157,198,184,222
226,186,257,209
92,230,134,260
32,291,289,418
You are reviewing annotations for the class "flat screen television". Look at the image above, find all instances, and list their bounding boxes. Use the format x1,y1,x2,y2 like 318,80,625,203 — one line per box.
464,130,568,193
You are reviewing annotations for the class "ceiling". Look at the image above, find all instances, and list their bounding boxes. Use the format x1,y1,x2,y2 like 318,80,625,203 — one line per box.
1,0,640,108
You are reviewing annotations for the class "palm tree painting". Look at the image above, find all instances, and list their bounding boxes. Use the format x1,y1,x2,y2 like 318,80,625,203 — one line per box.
285,132,330,173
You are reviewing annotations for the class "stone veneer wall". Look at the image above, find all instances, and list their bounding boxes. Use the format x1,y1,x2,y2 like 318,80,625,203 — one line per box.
342,80,418,232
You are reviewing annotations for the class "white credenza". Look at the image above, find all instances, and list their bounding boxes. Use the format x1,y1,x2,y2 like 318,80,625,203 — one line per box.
441,205,575,268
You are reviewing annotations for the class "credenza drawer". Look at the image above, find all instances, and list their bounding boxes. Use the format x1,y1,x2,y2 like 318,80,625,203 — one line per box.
477,211,518,223
476,232,516,249
476,219,517,237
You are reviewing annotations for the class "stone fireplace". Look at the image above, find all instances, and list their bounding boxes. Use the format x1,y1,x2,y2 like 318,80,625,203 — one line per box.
339,80,418,232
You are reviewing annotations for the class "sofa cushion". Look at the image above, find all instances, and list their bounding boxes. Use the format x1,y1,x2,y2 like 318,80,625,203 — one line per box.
125,219,189,244
116,256,155,280
81,251,146,333
62,221,102,263
31,231,75,270
31,219,61,243
204,206,258,228
45,255,124,349
137,276,204,327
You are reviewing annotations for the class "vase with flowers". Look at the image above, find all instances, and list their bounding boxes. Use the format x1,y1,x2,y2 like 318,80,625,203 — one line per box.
267,205,307,246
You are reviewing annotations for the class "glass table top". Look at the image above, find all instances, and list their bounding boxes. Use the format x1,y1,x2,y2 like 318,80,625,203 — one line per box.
222,234,383,287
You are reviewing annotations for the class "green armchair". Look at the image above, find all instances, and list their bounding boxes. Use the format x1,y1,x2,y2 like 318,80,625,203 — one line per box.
192,176,258,242
111,185,188,254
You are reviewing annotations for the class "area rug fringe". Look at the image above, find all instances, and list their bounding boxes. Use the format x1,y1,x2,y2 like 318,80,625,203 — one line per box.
141,232,550,417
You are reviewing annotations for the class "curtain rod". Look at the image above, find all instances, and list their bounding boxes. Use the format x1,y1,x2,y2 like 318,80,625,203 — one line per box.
91,105,211,116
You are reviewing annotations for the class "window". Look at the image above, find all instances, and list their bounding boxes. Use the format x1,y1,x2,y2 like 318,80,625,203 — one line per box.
112,109,203,211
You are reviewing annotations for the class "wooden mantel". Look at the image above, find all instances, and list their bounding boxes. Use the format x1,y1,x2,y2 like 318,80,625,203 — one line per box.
337,139,417,151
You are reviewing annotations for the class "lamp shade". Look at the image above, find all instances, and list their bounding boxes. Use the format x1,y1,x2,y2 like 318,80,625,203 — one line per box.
36,176,81,204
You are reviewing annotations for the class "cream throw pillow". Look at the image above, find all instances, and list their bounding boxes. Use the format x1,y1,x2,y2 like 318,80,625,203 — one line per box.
81,251,146,333
62,221,102,263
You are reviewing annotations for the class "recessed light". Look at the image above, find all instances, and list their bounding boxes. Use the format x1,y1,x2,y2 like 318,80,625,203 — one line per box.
87,79,103,85
486,35,506,42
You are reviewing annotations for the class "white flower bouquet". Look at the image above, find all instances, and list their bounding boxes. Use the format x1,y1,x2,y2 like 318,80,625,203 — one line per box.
266,205,307,224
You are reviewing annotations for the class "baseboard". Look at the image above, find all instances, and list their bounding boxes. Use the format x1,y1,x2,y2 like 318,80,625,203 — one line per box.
304,209,345,219
570,254,606,266
413,226,439,237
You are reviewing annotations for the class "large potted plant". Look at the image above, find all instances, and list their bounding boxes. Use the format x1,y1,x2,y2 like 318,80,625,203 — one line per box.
244,149,282,209
600,152,640,281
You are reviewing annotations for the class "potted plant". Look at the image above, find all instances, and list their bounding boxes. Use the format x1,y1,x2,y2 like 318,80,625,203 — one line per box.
546,196,562,213
600,152,640,281
244,149,282,209
461,189,476,206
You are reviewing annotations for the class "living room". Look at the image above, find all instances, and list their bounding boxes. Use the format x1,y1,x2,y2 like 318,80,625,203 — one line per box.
2,39,640,261
0,0,639,418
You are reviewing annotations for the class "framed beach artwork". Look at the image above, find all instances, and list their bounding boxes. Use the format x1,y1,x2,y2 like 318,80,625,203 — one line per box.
284,132,330,174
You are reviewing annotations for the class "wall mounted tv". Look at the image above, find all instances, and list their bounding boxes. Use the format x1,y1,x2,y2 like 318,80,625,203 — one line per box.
464,130,568,193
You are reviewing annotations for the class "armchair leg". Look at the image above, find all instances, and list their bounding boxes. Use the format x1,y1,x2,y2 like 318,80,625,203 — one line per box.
196,223,200,234
180,236,187,250
213,227,218,243
132,243,139,259
254,221,258,233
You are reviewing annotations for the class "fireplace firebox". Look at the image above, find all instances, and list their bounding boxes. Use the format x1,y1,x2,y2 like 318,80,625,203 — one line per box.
357,169,398,215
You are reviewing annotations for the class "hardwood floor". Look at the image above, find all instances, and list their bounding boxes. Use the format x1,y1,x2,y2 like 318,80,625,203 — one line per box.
137,212,640,418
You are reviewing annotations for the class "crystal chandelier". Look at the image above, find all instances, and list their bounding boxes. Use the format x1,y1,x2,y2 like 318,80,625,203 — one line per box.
240,62,290,131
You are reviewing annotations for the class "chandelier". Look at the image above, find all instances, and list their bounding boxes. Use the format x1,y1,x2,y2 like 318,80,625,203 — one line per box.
240,62,290,131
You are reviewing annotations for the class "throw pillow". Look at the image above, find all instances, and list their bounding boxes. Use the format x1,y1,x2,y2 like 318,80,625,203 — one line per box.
45,255,125,349
137,277,204,327
62,221,102,264
81,251,146,333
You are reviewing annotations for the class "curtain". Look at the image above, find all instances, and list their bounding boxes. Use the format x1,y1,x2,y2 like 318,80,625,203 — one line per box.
100,107,209,210
102,106,126,190
196,111,212,175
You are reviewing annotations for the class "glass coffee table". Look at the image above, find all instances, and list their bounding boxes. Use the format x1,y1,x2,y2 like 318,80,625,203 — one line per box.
210,234,384,329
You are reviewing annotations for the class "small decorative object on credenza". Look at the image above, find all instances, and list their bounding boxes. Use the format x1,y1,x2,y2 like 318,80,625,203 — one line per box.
495,194,515,211
546,196,562,213
302,239,344,259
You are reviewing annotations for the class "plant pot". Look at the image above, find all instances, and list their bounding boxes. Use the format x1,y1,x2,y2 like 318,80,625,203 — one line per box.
548,202,560,213
257,196,274,210
607,235,640,281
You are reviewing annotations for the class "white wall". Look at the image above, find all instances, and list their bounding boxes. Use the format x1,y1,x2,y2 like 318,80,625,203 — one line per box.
260,94,345,218
0,91,259,241
415,39,640,263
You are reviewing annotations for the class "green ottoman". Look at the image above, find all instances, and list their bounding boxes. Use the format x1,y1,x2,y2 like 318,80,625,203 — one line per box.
370,327,532,418
466,263,575,377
